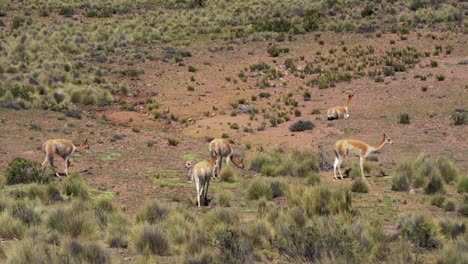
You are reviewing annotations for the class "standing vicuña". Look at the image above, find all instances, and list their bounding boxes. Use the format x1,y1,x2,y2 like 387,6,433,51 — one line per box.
209,138,245,177
185,155,218,207
42,139,89,176
333,133,392,180
327,94,354,120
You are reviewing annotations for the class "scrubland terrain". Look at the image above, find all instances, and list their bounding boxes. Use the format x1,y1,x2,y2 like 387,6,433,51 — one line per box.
0,0,467,263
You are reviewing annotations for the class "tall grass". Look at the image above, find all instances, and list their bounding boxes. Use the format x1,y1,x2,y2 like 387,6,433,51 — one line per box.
250,148,319,177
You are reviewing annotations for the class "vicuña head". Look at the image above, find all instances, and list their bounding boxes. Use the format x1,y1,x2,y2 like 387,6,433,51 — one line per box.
42,138,89,177
333,133,392,180
209,138,245,177
327,94,354,120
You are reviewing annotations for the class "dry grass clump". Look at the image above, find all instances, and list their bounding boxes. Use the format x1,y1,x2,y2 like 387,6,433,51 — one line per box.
250,148,319,177
63,173,89,200
136,201,170,224
351,178,369,193
392,154,459,193
398,214,441,249
46,203,99,239
287,185,352,217
5,157,49,185
131,224,170,256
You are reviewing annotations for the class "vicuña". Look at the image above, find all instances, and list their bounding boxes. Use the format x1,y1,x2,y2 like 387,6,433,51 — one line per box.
209,138,244,177
42,139,89,176
185,155,218,207
327,94,354,120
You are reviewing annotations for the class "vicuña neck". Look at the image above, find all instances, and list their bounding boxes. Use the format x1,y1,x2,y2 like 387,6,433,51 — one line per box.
76,144,86,152
345,97,352,107
371,137,386,152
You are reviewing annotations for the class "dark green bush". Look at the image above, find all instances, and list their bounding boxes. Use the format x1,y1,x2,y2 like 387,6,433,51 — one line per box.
398,113,411,124
399,215,441,249
133,225,169,256
452,112,466,126
215,227,253,264
6,158,48,185
136,201,169,224
276,223,358,262
425,175,444,194
247,179,272,200
458,177,468,193
351,179,369,193
289,120,314,132
439,219,465,238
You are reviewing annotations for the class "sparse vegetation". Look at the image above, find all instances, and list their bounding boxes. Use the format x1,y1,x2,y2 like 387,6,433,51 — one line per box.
289,120,315,132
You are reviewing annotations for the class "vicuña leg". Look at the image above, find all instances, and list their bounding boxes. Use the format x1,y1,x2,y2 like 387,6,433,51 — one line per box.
333,157,339,180
64,157,70,176
204,178,210,205
195,177,202,207
359,156,365,180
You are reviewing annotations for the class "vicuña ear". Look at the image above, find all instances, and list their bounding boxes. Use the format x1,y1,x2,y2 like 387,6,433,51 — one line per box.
84,138,88,143
383,133,387,138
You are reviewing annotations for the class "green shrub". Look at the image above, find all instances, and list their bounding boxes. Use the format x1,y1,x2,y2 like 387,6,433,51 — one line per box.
435,74,445,81
59,7,74,17
63,173,89,199
439,219,465,238
216,192,233,207
458,177,468,193
306,172,321,186
443,200,456,211
250,149,319,177
289,120,315,132
168,138,180,146
0,212,26,239
132,224,169,256
452,112,466,126
205,208,239,227
247,179,272,200
136,201,169,224
351,179,369,193
436,158,459,183
431,194,445,208
276,221,358,262
62,239,111,264
9,202,41,226
425,175,444,194
220,167,235,183
214,227,253,264
6,239,55,263
398,113,411,124
6,158,48,185
11,16,25,29
399,215,441,249
47,206,98,239
106,215,129,248
437,236,468,264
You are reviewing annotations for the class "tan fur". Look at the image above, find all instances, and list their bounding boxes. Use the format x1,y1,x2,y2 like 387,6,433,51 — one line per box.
209,138,244,176
327,94,354,120
42,139,89,176
333,134,392,180
185,156,218,207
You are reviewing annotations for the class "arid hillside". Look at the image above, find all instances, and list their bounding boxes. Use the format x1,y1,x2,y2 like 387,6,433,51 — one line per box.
0,1,467,263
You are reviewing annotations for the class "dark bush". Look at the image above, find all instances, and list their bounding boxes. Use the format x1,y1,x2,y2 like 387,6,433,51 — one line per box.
399,215,441,249
136,201,169,224
452,112,466,126
276,224,358,262
459,177,468,193
133,225,169,256
254,18,291,33
10,202,41,226
215,227,253,264
59,7,75,17
289,120,315,132
303,9,320,32
398,113,411,124
351,179,369,193
65,109,82,119
6,158,48,185
425,175,444,194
